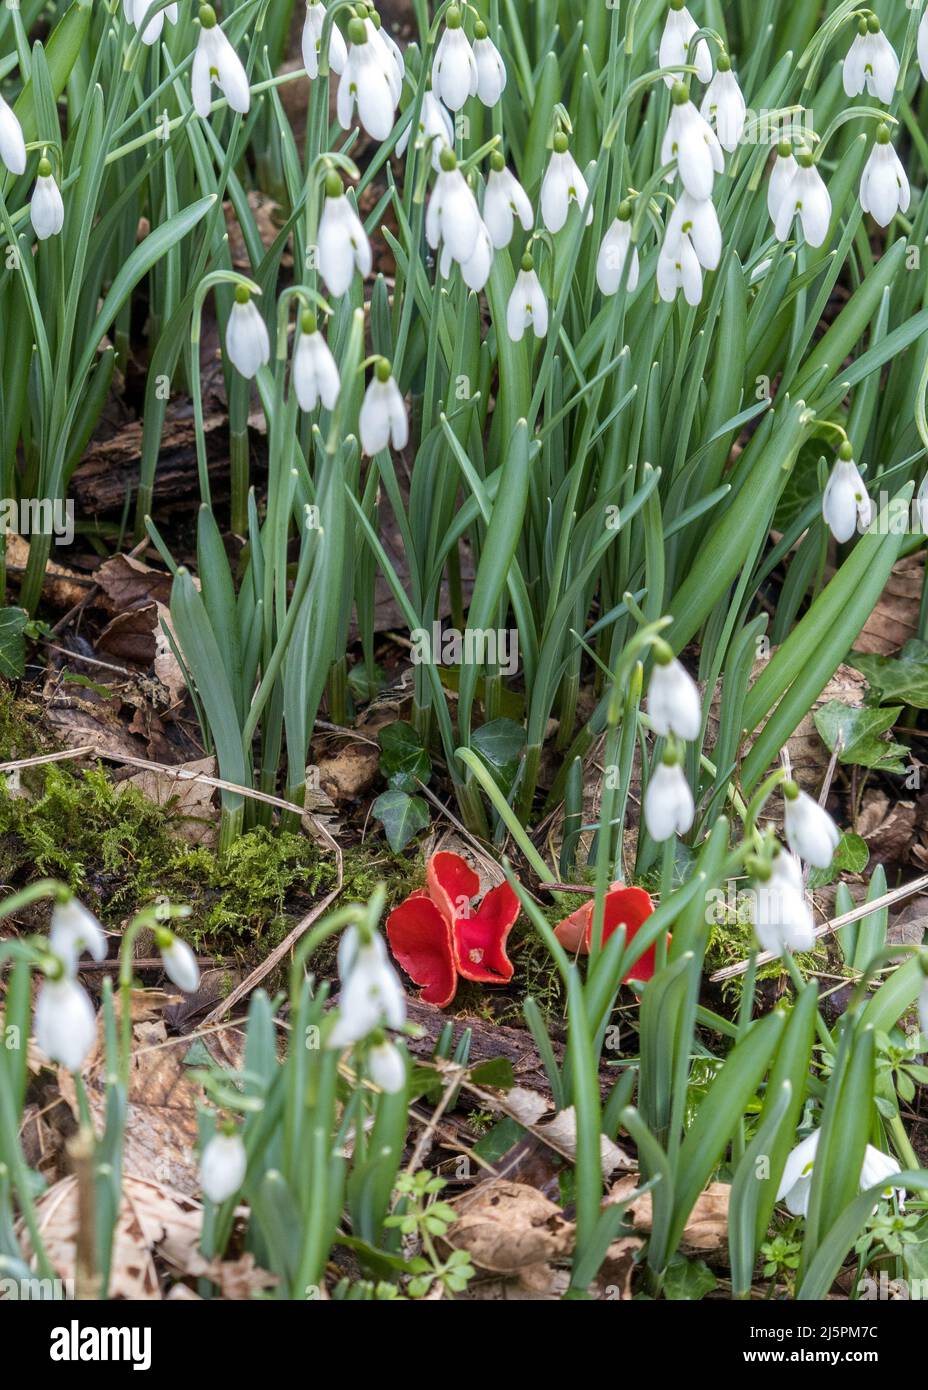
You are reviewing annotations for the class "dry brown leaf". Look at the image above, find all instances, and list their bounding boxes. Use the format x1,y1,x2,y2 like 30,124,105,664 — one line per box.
855,553,923,655
95,554,173,613
154,602,187,704
96,605,160,665
5,533,87,609
121,755,218,847
537,1105,632,1178
314,741,380,802
447,1180,574,1273
609,1176,729,1254
856,790,916,868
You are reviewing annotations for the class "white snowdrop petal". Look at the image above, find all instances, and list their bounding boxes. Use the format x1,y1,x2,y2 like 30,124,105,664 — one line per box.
200,1133,247,1204
0,96,27,176
34,977,97,1071
162,938,200,994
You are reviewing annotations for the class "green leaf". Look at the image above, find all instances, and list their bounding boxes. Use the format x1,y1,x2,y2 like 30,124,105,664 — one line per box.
378,721,430,793
851,639,928,709
813,700,908,773
662,1253,718,1301
471,716,526,785
372,790,429,852
469,1057,516,1091
807,833,869,890
0,607,28,680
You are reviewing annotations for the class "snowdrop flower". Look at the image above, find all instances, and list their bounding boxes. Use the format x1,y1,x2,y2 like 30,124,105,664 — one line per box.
644,750,695,842
364,7,404,106
767,141,798,223
773,150,831,248
783,781,840,869
293,312,340,411
302,0,347,79
506,254,548,341
49,897,106,967
822,443,872,543
359,358,408,457
473,21,506,106
751,849,814,956
843,15,898,106
648,648,701,741
395,90,453,171
777,1131,903,1218
368,1037,406,1094
426,148,482,265
661,83,724,201
442,219,494,292
192,5,251,119
0,93,27,176
337,16,397,141
225,286,270,379
920,7,928,82
664,189,721,271
432,4,477,112
329,921,407,1045
700,53,745,152
317,172,372,297
200,1130,247,1204
859,125,910,228
483,152,533,248
127,0,178,46
658,0,712,87
657,229,703,305
541,133,593,234
30,159,64,241
156,929,200,993
596,202,639,296
34,973,96,1071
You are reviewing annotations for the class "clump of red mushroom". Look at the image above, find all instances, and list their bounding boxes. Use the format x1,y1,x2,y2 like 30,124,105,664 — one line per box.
553,882,663,984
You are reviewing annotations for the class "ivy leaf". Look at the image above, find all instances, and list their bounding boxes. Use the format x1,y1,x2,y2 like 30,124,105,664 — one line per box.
0,607,28,680
470,1057,516,1090
851,639,928,709
662,1253,718,1301
813,700,908,773
471,717,526,793
372,790,429,852
807,832,869,890
378,721,431,793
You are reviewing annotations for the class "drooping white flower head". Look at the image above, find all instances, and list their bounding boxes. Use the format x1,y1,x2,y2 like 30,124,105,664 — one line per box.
540,133,593,233
773,150,831,248
699,54,745,152
658,0,712,87
859,125,910,228
777,1131,904,1217
647,648,701,741
644,751,695,842
358,358,409,458
317,172,372,297
657,228,704,305
293,312,340,412
822,444,872,544
302,0,347,79
920,7,928,82
225,286,271,379
664,189,721,271
767,141,798,223
34,973,97,1071
596,202,640,296
483,152,533,248
337,15,397,141
442,218,494,292
751,849,814,957
200,1131,247,1204
0,93,27,176
432,4,477,112
661,82,724,200
425,148,482,265
30,159,65,241
843,16,899,106
364,9,404,106
368,1038,406,1093
128,0,179,47
329,922,407,1045
49,897,106,968
156,929,201,994
473,21,506,106
783,782,841,869
192,5,251,119
506,255,548,341
395,90,453,171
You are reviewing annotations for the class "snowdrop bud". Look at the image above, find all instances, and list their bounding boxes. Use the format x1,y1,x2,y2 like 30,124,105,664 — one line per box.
0,93,27,176
596,201,639,296
657,228,703,305
131,0,178,46
225,285,270,379
359,358,408,457
767,140,797,223
49,897,106,967
432,4,478,112
200,1130,247,1204
774,150,831,248
664,189,721,271
822,442,871,543
919,971,928,1039
368,1038,406,1094
34,973,97,1071
318,172,372,296
337,16,397,141
541,132,593,234
302,1,347,79
293,311,340,412
426,148,482,264
156,928,200,993
661,82,724,201
920,7,928,82
395,90,453,171
860,124,910,228
473,21,506,107
329,923,407,1045
30,159,65,241
192,5,251,119
783,780,840,869
483,151,533,248
648,645,701,741
699,53,745,152
644,749,695,842
659,0,712,87
843,15,899,106
506,253,548,341
750,850,814,957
